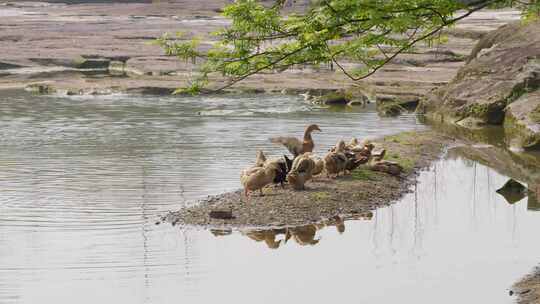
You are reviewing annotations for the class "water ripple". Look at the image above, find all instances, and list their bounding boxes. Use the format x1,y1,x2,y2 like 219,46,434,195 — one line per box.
0,89,424,304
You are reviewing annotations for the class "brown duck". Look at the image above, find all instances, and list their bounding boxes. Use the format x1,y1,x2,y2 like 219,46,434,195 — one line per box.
240,159,281,199
324,140,348,178
287,153,316,190
270,124,321,157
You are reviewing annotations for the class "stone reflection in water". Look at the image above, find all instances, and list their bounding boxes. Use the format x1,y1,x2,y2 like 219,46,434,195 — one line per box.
447,145,540,213
211,213,373,250
495,178,540,211
496,179,528,205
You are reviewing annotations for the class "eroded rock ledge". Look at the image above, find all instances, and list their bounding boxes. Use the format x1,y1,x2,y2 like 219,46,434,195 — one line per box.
419,21,540,150
0,2,520,106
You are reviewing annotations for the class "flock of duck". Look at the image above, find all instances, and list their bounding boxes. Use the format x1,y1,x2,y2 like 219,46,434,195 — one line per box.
240,124,401,200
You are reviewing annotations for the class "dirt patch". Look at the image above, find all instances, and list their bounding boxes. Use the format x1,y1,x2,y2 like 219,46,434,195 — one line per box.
512,267,540,304
163,131,451,229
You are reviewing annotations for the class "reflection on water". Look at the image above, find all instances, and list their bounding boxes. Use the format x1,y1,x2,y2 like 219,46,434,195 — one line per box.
2,89,540,303
0,90,423,304
227,213,373,249
177,153,540,304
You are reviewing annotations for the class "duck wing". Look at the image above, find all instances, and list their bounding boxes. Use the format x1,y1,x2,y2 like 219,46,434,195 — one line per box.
372,149,386,162
265,158,288,185
270,136,303,157
254,150,267,167
291,155,315,174
240,166,263,186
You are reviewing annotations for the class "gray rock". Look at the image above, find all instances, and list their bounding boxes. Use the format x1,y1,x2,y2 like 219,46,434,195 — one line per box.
376,95,419,116
108,60,126,75
0,61,24,70
320,92,351,105
419,21,540,149
496,179,527,204
504,91,540,150
73,56,110,69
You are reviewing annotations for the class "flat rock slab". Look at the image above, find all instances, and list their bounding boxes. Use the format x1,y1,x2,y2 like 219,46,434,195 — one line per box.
505,91,540,149
0,2,521,98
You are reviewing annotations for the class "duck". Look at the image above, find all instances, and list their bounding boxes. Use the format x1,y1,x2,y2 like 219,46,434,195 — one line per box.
324,140,348,178
254,150,267,167
287,153,316,190
344,152,364,173
303,152,324,176
270,124,321,157
271,155,293,188
371,148,386,162
240,160,282,199
370,160,404,176
346,137,360,150
351,142,374,163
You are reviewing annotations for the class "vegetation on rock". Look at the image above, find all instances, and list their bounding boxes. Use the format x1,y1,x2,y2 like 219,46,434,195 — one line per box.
531,105,540,123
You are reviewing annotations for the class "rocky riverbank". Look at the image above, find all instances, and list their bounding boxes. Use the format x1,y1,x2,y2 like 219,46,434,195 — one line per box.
0,1,520,104
419,20,540,151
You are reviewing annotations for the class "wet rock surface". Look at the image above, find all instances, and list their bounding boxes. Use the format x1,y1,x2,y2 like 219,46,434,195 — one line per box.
505,91,540,150
0,1,520,99
420,20,540,149
164,131,450,229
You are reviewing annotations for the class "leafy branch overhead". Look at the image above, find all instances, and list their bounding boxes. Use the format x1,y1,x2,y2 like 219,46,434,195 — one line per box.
156,0,540,94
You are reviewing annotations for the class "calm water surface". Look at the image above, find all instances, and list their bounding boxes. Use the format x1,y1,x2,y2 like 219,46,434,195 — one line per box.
0,90,538,303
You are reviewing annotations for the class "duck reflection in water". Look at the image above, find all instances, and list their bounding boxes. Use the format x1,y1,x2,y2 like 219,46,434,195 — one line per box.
234,212,372,249
285,225,320,246
244,229,286,249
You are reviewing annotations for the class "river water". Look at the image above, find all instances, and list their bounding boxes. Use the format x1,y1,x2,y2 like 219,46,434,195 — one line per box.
0,90,538,303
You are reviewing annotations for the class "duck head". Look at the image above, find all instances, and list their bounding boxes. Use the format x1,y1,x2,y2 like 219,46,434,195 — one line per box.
335,140,346,152
364,143,375,152
305,124,321,133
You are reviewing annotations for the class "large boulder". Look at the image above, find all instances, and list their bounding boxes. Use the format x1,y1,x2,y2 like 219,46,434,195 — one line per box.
419,21,540,149
504,91,540,149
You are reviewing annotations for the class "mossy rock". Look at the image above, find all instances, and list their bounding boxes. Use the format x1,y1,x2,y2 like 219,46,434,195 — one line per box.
420,21,540,134
24,83,56,94
531,105,540,123
0,61,23,70
72,56,110,69
378,103,403,117
377,94,419,116
504,91,540,150
108,60,126,75
319,91,352,105
125,87,176,95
